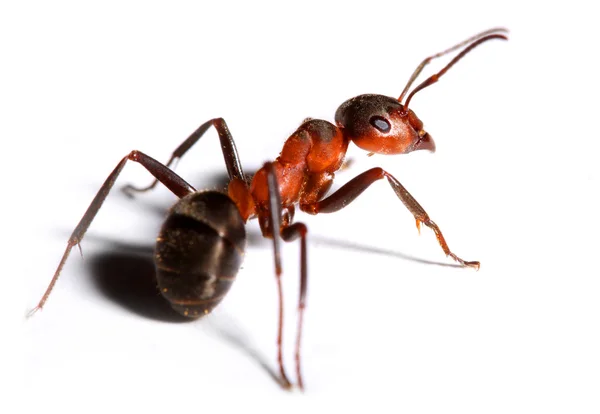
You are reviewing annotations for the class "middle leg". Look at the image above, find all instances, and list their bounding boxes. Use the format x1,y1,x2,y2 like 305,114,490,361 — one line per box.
123,117,246,195
264,162,309,391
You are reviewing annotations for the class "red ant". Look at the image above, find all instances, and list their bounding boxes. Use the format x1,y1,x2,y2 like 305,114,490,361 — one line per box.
28,28,508,391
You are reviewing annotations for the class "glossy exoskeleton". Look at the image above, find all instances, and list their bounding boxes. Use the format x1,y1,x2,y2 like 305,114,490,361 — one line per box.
29,28,508,391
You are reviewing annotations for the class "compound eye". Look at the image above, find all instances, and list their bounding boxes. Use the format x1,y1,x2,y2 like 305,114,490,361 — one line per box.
369,115,391,133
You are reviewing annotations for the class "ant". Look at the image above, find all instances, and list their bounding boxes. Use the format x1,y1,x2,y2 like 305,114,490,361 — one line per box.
28,28,508,391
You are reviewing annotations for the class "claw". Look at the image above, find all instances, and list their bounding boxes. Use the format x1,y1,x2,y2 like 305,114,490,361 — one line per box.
465,261,480,271
26,306,41,319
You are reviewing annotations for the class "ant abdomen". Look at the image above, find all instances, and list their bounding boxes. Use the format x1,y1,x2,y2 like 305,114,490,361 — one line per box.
155,191,246,318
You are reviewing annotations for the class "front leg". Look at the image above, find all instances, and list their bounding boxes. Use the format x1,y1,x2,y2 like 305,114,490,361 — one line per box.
300,167,479,269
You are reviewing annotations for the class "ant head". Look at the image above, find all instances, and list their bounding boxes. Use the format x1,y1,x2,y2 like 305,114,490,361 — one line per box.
334,30,508,156
335,94,434,155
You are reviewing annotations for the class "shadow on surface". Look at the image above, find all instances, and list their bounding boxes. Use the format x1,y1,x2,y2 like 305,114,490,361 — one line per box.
312,235,465,269
64,163,469,387
203,313,284,387
85,237,283,386
83,226,460,324
87,242,191,323
69,175,462,388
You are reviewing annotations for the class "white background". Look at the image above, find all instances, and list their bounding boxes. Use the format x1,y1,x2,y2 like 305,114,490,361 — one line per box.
3,1,599,413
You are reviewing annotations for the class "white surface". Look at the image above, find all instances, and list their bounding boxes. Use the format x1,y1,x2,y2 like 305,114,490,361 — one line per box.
3,1,599,413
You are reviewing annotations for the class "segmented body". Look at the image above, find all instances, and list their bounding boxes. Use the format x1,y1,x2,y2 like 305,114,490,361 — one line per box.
155,191,246,317
228,119,349,234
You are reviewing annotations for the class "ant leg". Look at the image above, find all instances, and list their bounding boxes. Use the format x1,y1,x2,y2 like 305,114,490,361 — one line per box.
300,167,479,269
264,162,292,390
28,151,195,317
398,27,508,102
123,118,245,195
264,162,309,390
281,223,308,391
